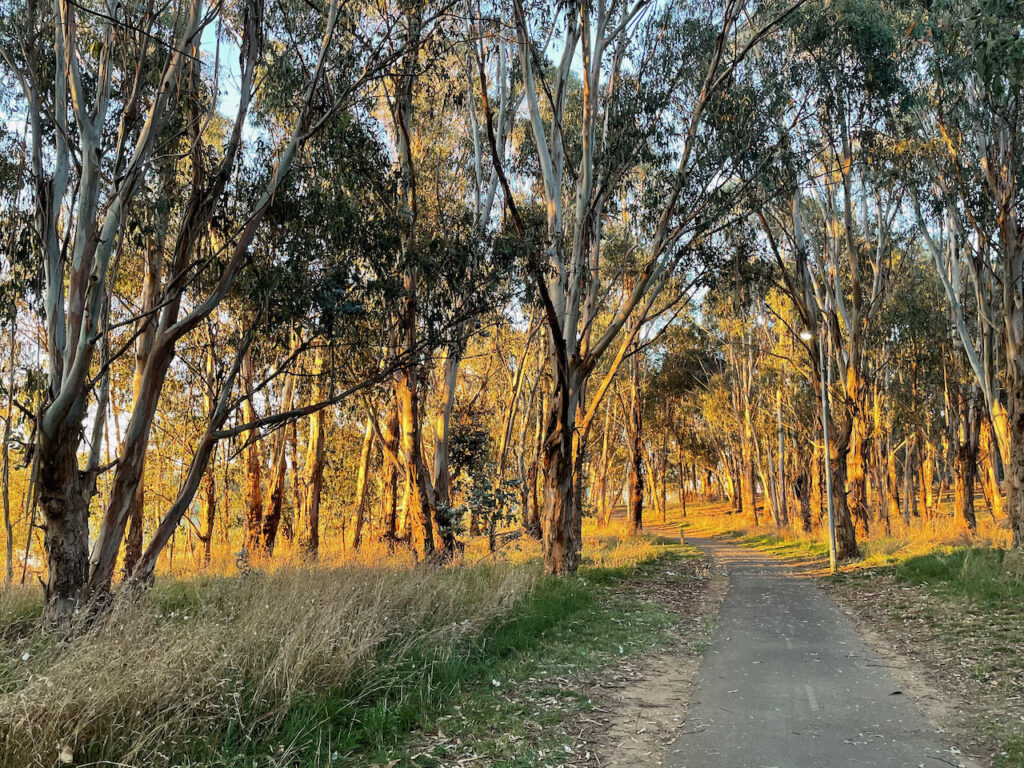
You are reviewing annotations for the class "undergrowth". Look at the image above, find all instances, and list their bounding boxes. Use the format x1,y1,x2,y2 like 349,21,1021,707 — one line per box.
0,534,686,768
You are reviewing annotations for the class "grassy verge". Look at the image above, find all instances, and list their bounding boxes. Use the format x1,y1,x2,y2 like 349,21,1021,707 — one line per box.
0,537,697,768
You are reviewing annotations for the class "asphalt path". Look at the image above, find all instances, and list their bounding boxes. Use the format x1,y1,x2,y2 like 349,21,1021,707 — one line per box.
666,537,975,768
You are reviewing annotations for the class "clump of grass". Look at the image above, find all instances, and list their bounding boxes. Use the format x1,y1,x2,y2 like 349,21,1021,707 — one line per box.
0,562,535,767
894,547,1024,604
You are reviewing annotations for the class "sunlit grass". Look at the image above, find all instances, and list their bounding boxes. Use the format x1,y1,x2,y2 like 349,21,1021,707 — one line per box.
0,518,684,767
675,495,1013,573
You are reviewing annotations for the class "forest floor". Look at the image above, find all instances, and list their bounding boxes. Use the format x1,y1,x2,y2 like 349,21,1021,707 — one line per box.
680,503,1024,768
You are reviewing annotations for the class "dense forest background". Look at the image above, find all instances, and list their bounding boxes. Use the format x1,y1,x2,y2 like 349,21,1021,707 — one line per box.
0,0,1020,610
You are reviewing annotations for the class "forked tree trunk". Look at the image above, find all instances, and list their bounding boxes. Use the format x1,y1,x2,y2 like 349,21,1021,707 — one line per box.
829,426,858,560
847,406,870,538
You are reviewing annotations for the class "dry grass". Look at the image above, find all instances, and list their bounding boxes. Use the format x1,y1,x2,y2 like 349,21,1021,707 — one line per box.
0,525,664,768
0,562,534,767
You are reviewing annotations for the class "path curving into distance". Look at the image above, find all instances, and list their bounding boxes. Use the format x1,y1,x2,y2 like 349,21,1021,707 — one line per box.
667,538,977,768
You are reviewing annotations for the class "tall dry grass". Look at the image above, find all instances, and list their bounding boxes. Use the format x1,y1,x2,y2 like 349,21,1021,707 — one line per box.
0,525,663,768
0,562,535,767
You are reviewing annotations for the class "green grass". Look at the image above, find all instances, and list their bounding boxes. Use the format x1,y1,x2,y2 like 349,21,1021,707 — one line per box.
206,547,691,767
893,547,1024,605
995,733,1024,768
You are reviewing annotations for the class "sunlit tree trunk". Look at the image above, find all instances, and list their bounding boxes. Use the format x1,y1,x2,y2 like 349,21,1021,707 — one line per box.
2,321,15,586
198,341,217,566
920,438,935,519
123,210,167,575
979,417,1005,518
351,415,374,550
594,399,612,526
432,346,459,512
261,335,299,554
659,431,669,524
297,352,326,559
627,374,644,535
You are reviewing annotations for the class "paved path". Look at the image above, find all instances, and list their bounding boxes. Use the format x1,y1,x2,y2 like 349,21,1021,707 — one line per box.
666,538,972,768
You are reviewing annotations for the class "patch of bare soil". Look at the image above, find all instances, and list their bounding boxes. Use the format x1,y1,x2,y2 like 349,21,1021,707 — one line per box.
573,553,729,768
823,572,1024,767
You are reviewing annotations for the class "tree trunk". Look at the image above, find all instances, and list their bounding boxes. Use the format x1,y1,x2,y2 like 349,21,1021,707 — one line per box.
811,440,823,521
594,399,612,526
240,348,264,554
199,459,216,567
626,371,643,535
37,433,90,616
1008,367,1024,546
380,406,400,543
2,322,15,586
297,353,326,559
261,335,298,554
397,366,435,561
525,388,544,538
885,434,900,533
352,415,374,549
847,407,870,538
979,418,1005,518
795,469,812,533
659,431,669,524
541,372,578,574
920,438,935,518
199,340,217,566
432,344,459,512
123,220,165,576
829,423,858,560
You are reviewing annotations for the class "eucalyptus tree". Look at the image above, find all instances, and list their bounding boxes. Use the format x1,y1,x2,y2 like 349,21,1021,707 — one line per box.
755,0,908,557
907,0,1024,544
379,5,518,560
478,0,801,574
0,0,417,613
